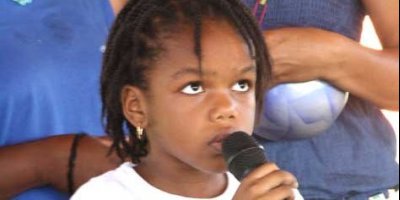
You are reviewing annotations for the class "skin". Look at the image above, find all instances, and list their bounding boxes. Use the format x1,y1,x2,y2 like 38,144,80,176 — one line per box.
122,19,298,199
109,0,127,14
0,135,121,198
264,0,399,111
0,0,127,199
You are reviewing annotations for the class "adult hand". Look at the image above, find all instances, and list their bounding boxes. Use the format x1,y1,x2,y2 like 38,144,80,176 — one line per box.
264,27,347,85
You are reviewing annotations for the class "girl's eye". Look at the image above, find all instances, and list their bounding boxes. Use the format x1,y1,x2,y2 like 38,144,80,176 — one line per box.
232,80,250,92
181,82,204,95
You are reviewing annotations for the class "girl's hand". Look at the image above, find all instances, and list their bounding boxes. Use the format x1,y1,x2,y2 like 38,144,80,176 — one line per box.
264,27,348,85
232,163,299,200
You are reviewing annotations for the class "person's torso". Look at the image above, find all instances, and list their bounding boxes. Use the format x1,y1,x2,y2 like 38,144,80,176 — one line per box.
0,0,114,199
241,0,399,199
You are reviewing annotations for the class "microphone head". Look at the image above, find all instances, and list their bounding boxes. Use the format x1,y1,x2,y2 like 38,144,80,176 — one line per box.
222,131,267,180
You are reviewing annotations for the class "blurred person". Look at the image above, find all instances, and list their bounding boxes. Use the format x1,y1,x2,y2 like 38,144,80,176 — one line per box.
0,0,127,199
242,0,399,199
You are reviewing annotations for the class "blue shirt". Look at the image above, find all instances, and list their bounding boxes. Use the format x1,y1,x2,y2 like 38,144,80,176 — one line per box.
242,0,399,199
0,0,114,199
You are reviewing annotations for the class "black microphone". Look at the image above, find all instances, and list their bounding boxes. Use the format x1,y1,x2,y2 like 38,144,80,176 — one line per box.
222,131,267,180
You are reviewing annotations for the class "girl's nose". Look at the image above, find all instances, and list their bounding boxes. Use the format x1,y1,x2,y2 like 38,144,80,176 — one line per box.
209,91,239,123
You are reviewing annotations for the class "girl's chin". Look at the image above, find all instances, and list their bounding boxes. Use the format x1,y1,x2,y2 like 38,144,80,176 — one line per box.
204,161,228,174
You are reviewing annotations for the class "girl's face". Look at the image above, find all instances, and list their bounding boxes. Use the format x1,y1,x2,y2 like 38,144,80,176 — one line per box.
131,19,256,174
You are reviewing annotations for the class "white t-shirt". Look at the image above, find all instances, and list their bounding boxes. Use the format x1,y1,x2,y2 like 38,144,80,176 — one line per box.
72,162,239,200
72,162,304,200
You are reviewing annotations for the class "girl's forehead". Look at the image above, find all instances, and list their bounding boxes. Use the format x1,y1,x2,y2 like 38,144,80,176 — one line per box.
145,18,256,80
168,65,256,80
160,19,250,59
151,47,255,82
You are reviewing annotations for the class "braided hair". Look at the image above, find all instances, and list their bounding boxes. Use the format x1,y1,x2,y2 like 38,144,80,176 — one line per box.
101,0,271,163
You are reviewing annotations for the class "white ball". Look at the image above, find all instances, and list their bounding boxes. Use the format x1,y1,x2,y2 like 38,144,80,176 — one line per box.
255,80,349,140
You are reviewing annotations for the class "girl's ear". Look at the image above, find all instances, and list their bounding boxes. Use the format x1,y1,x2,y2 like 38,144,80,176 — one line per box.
121,86,149,128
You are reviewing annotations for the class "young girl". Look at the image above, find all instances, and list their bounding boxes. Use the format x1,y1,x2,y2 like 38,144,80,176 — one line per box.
72,0,303,199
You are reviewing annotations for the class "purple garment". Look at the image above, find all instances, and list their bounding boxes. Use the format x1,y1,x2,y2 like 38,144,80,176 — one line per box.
0,0,114,199
241,0,399,199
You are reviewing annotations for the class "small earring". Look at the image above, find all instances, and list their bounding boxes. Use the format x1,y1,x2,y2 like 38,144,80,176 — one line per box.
136,126,144,140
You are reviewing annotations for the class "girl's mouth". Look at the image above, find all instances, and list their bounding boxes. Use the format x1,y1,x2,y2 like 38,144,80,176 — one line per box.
208,133,232,153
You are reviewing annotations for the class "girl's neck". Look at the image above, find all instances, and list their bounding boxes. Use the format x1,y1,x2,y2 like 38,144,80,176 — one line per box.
135,156,227,198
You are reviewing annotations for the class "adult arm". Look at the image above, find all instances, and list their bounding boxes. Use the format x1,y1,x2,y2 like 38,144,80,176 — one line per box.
264,0,399,110
0,135,122,199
